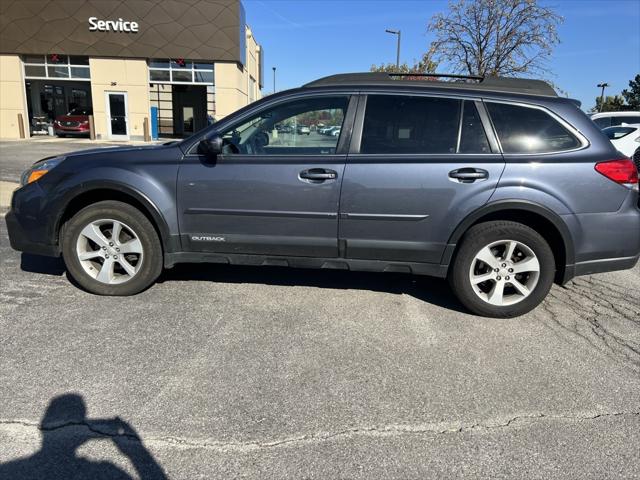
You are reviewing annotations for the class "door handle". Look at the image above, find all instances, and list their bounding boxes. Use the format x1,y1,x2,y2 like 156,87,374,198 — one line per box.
300,168,337,182
449,168,489,183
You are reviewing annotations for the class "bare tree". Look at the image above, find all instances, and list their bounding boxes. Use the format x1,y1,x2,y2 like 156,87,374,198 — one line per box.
428,0,562,77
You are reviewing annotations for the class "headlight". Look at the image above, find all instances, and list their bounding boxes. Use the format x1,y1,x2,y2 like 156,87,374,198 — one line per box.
20,156,65,186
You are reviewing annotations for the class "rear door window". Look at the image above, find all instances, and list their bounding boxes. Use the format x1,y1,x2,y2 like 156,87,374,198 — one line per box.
360,95,491,154
361,95,461,154
487,102,581,153
459,101,491,153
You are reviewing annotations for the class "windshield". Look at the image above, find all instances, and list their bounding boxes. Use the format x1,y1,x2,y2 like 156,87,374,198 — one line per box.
67,108,92,116
604,126,637,140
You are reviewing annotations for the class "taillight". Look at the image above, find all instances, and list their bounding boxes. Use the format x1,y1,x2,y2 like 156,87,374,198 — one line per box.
595,159,638,189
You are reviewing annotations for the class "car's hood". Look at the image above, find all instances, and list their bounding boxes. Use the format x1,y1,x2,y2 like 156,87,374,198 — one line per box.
55,115,89,122
64,142,178,159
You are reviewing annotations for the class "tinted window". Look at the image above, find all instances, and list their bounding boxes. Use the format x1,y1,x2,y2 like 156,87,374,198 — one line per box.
487,102,581,153
361,95,461,154
68,108,92,116
459,101,491,153
218,96,349,155
604,126,636,139
611,116,640,126
593,117,611,128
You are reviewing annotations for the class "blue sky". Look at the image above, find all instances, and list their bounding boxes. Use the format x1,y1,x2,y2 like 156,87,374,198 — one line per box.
244,0,640,110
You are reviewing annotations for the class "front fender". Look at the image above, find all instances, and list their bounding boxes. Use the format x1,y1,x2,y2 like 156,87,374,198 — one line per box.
45,167,178,253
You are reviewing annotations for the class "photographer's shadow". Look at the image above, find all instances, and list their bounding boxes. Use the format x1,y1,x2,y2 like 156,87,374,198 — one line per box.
0,393,166,480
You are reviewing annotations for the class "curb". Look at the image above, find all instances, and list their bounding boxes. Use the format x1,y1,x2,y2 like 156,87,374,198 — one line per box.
0,181,18,209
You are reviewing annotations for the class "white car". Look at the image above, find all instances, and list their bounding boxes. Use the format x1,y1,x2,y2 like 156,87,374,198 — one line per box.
603,124,640,157
331,128,341,137
591,111,640,129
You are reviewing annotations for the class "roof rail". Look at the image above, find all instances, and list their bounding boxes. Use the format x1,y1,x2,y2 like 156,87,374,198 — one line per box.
303,72,557,97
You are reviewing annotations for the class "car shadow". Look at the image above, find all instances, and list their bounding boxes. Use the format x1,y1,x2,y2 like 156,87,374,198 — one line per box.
0,393,167,480
18,253,467,314
20,253,66,276
159,263,468,314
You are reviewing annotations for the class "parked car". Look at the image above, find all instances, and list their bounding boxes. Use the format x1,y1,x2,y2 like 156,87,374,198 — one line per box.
7,72,640,318
603,124,640,157
633,146,640,173
297,125,310,135
319,126,337,135
330,127,341,137
590,111,640,129
54,107,92,137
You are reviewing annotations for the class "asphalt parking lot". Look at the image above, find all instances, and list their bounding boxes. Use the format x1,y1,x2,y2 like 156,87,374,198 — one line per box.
1,141,639,479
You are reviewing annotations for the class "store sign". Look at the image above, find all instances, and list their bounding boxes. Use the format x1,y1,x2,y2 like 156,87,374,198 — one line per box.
88,17,139,33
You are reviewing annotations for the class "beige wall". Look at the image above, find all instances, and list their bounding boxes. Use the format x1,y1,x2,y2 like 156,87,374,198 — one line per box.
0,25,261,140
0,55,29,139
214,25,262,119
89,58,150,140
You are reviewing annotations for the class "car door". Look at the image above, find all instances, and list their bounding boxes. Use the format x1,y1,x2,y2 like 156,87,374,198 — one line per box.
177,94,355,257
339,93,505,264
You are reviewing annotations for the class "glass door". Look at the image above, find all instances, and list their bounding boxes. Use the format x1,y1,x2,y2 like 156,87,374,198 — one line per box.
105,92,129,140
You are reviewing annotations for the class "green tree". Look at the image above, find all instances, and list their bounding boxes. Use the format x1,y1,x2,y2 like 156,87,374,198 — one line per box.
370,51,438,75
591,95,626,113
428,0,562,77
622,74,640,110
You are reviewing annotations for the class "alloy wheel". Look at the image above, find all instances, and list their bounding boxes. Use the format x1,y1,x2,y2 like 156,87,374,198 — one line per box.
75,219,144,284
468,239,540,307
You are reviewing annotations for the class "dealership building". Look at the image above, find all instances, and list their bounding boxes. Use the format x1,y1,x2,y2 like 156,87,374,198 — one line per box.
0,0,263,141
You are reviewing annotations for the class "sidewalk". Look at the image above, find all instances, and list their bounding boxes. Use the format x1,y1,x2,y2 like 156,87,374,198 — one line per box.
0,181,18,209
1,136,166,145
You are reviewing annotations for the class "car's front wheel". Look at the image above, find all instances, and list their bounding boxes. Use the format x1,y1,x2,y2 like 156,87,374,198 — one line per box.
448,221,555,318
61,200,163,295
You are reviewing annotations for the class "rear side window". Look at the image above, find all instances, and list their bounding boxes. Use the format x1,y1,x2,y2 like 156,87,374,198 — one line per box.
611,116,640,126
593,117,611,128
604,126,636,139
487,102,581,154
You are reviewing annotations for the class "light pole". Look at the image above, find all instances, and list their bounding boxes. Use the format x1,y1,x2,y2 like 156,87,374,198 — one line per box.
597,82,609,112
385,29,401,70
272,67,276,94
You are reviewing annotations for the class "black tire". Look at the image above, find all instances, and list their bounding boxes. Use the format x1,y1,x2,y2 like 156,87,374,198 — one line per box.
448,221,555,318
61,200,163,295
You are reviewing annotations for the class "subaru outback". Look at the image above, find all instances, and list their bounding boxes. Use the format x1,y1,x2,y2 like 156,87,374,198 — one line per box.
6,73,640,317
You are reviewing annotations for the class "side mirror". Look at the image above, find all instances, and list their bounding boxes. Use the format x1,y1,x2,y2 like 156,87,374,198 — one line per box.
198,136,223,156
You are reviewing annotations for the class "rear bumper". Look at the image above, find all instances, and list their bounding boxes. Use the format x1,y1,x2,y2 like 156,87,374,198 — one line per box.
5,209,59,257
560,190,640,283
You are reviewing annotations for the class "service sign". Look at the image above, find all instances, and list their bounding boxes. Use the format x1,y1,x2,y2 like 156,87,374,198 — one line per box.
88,17,139,33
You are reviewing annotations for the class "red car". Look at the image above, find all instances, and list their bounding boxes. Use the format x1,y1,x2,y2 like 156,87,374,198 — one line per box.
54,108,92,137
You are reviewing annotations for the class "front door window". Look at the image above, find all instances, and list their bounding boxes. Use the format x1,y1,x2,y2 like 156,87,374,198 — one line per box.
218,96,349,156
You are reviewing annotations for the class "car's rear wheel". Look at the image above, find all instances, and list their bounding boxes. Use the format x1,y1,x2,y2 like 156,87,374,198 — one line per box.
449,221,555,318
61,201,163,295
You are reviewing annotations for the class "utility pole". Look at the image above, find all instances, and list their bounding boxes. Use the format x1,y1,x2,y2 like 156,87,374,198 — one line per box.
272,67,276,94
597,82,609,112
385,29,401,70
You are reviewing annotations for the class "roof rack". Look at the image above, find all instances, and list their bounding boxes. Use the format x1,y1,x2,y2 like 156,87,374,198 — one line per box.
303,72,557,97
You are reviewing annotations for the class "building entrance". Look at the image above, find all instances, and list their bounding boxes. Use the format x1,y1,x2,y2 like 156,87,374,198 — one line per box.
172,85,207,137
